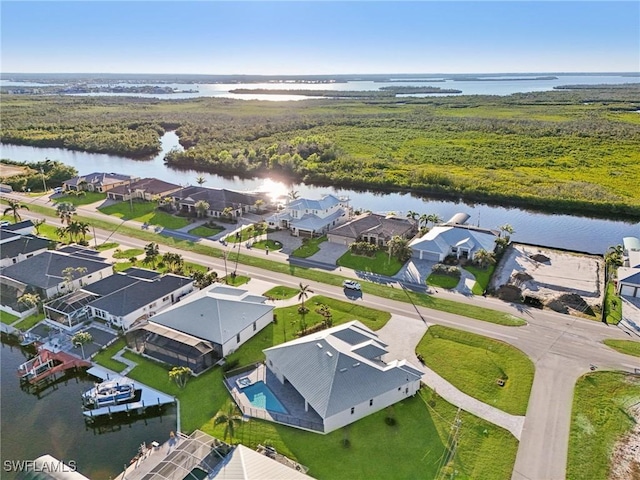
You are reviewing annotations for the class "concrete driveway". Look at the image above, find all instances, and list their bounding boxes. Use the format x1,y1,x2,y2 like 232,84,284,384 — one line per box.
394,259,436,285
307,241,348,265
266,230,303,255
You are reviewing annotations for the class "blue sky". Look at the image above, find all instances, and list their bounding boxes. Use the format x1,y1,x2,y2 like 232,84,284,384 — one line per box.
1,1,638,74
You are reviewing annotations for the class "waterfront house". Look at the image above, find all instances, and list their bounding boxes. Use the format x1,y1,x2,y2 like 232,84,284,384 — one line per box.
44,268,194,330
63,172,138,193
617,236,640,299
266,194,350,237
409,213,498,262
327,212,416,247
163,186,267,218
0,226,51,267
263,321,422,434
127,285,274,373
106,177,182,202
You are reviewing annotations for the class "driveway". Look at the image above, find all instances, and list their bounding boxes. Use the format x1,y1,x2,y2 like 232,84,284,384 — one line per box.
394,259,436,285
265,230,303,255
307,241,348,265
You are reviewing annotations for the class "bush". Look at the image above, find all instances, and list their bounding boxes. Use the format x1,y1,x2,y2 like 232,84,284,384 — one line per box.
349,241,378,257
431,263,461,278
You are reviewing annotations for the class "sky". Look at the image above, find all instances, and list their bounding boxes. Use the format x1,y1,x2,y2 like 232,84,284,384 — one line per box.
1,1,638,75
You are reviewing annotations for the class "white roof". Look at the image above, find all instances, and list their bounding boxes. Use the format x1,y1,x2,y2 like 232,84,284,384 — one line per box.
291,209,345,232
264,321,422,419
618,267,640,286
288,194,343,211
409,225,497,255
212,445,311,479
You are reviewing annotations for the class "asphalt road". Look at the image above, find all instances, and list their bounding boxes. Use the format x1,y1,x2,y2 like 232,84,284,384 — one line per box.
8,193,640,480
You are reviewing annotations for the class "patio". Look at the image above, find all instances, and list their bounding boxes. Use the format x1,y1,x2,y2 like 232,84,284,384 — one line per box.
225,364,324,433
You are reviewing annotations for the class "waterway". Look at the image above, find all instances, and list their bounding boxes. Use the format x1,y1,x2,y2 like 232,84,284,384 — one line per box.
0,339,176,479
1,133,638,254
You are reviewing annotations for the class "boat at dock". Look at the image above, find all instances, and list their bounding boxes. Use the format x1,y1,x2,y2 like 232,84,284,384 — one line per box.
82,378,136,408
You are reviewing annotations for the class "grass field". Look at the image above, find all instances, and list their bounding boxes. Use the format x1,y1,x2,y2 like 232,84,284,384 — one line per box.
416,325,535,415
112,248,143,259
223,275,250,286
464,264,496,295
93,338,128,373
604,283,623,325
337,250,404,276
291,236,327,258
251,239,282,250
95,242,119,251
567,372,640,480
225,224,266,243
603,339,640,358
262,285,298,300
54,192,106,206
188,225,224,237
426,273,460,289
99,200,190,229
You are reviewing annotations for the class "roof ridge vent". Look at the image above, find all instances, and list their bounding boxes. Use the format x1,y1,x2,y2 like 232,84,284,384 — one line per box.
326,351,333,357
339,368,347,372
353,362,360,367
316,343,323,348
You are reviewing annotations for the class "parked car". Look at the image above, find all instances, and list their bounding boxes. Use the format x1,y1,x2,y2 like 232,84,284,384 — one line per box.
53,187,63,194
342,280,361,291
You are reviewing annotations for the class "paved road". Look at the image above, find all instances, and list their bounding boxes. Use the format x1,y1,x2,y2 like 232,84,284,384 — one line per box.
9,193,640,480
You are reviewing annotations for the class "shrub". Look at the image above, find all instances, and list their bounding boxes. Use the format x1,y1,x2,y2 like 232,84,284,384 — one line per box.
431,263,461,278
349,241,378,257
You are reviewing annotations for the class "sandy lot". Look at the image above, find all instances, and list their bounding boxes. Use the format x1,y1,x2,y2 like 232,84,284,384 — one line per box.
0,164,31,178
492,243,605,307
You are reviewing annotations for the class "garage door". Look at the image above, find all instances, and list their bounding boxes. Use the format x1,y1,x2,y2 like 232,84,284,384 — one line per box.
417,250,441,262
621,285,639,297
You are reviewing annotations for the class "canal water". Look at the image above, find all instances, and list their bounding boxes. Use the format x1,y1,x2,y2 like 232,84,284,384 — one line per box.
1,132,638,254
0,339,176,479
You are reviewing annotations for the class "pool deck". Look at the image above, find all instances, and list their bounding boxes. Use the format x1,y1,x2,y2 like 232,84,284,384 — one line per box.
226,364,324,432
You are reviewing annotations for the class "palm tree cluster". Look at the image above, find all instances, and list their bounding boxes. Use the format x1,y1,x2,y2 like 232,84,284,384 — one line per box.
57,220,90,244
406,211,443,229
387,235,412,262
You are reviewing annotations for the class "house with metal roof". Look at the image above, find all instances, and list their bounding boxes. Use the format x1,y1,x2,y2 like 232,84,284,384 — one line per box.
106,177,182,202
127,285,274,373
262,321,422,434
409,224,499,262
618,236,640,299
327,212,416,247
63,172,138,193
267,194,350,237
1,219,35,236
0,226,51,267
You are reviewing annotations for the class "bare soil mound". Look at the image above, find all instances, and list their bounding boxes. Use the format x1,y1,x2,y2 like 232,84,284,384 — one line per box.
530,253,550,263
497,284,522,302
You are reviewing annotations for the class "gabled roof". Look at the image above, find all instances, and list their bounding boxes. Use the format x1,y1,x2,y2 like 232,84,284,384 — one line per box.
0,235,50,260
64,172,134,187
288,194,343,211
264,321,422,418
291,209,345,232
149,285,273,345
108,177,181,196
211,444,311,479
170,186,264,211
409,225,498,254
618,267,640,286
1,219,34,232
0,250,109,289
328,213,414,240
82,274,139,296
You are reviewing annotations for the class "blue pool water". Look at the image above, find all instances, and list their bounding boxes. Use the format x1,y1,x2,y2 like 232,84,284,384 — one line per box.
243,381,288,414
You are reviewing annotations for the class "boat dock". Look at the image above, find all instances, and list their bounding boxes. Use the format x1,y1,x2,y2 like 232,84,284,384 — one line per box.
18,349,90,386
83,366,175,421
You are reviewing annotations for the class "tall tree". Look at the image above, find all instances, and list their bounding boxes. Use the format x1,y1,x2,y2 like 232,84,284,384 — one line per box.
65,220,82,243
18,293,41,313
214,403,243,444
297,282,314,312
428,214,443,227
62,266,87,290
194,200,210,218
162,252,184,274
144,242,160,269
474,249,496,269
387,235,412,262
33,218,46,235
77,221,91,241
419,213,429,229
72,331,93,360
254,199,265,213
195,175,206,186
3,200,29,222
499,224,515,241
56,202,77,225
406,210,419,222
169,366,193,389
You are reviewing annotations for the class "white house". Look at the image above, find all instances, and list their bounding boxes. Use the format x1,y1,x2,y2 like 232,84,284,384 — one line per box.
409,224,499,262
617,236,640,298
0,226,50,267
263,321,422,434
127,284,274,373
267,194,350,237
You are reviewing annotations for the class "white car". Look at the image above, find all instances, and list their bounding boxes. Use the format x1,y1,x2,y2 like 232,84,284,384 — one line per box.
342,280,362,291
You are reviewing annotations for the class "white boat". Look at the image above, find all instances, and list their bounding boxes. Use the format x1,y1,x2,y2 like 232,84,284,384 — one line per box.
82,378,136,408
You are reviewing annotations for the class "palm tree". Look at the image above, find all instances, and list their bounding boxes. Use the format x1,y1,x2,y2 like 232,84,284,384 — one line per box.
254,199,265,213
474,249,496,269
168,366,193,389
18,293,41,314
65,220,82,243
406,210,419,223
77,222,91,241
214,403,243,443
428,214,443,227
387,235,412,262
499,224,515,241
33,218,46,235
56,202,77,225
419,213,429,229
221,206,234,221
3,200,29,222
194,200,209,218
144,242,160,269
297,283,314,313
287,189,299,203
162,252,184,274
195,175,206,186
604,244,624,280
72,331,93,360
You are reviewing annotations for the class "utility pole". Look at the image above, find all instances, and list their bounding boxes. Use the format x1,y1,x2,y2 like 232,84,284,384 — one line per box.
128,179,134,213
40,168,47,192
448,408,462,480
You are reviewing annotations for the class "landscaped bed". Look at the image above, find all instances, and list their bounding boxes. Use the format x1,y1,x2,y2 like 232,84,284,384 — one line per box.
603,283,623,325
251,239,282,251
426,272,460,289
337,250,404,276
416,325,535,416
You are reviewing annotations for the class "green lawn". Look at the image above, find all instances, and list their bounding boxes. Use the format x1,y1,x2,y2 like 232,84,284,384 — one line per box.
223,275,251,286
93,338,128,373
0,310,19,325
202,387,518,480
15,312,45,331
113,261,134,272
37,223,72,243
426,273,460,289
113,248,144,259
226,295,391,367
337,250,404,276
603,339,640,358
95,242,119,251
98,200,190,229
54,192,106,206
262,285,298,300
603,283,623,325
251,239,282,251
567,372,640,480
225,224,266,243
291,236,327,258
189,225,224,237
416,325,535,416
464,264,496,296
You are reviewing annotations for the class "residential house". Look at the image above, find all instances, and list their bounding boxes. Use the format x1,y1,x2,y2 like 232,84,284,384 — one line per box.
106,177,182,202
327,212,416,247
44,268,194,330
127,285,274,373
0,227,51,267
618,236,640,298
409,213,499,262
263,321,422,434
164,186,267,218
1,219,35,236
267,194,350,237
63,172,138,193
0,248,112,312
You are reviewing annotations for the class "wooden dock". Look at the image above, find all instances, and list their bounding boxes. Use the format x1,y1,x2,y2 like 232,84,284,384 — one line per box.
18,349,90,386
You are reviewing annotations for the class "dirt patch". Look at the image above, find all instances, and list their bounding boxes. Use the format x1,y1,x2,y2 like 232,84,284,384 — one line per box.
609,403,640,480
0,164,32,178
497,284,522,302
530,253,550,263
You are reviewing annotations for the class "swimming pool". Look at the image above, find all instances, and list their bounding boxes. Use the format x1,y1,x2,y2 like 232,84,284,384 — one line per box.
243,381,288,414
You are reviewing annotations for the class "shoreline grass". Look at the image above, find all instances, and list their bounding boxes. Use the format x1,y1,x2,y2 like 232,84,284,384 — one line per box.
93,338,128,373
15,312,45,331
0,310,19,325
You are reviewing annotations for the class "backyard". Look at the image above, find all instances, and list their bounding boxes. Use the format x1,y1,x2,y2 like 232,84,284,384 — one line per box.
98,200,190,229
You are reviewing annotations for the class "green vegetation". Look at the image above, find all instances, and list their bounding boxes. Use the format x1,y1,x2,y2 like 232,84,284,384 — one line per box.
251,239,282,250
262,285,298,300
15,312,45,331
567,372,640,480
337,250,404,276
416,325,535,415
0,310,19,325
112,248,144,259
464,264,496,296
426,273,460,289
54,192,106,206
188,225,224,237
93,338,128,373
0,159,77,193
95,242,119,251
291,236,327,258
603,339,640,358
604,283,623,325
224,275,250,286
225,223,267,243
98,200,190,229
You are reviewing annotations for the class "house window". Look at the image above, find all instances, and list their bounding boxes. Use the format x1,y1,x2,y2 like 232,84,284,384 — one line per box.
162,296,169,302
236,333,240,343
253,322,256,331
369,399,373,406
351,407,355,415
150,302,157,308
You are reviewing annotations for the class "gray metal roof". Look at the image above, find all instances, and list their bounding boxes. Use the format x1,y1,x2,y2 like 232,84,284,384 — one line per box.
0,235,50,260
1,220,34,232
82,274,139,296
122,267,161,280
410,225,498,255
210,444,311,479
264,321,422,418
288,194,343,211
